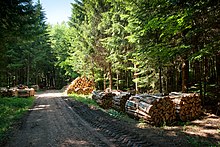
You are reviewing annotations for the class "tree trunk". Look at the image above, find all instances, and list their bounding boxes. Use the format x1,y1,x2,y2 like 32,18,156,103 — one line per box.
175,64,179,91
134,64,138,94
116,72,119,90
182,58,189,93
103,69,106,90
216,53,220,85
204,57,208,99
27,64,30,86
167,66,173,93
108,62,113,90
159,66,162,93
196,61,203,105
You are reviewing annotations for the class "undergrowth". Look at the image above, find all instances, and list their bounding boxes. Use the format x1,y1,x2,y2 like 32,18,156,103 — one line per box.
0,97,34,142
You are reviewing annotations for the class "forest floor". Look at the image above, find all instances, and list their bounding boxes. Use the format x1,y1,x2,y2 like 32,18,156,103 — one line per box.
2,90,220,147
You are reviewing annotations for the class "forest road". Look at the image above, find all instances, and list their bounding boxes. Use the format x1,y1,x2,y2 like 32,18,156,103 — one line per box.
5,90,117,147
4,90,188,147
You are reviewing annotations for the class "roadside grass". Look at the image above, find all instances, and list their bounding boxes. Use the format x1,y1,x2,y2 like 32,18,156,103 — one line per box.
186,136,217,147
68,94,99,107
68,94,133,122
0,97,34,141
107,109,133,121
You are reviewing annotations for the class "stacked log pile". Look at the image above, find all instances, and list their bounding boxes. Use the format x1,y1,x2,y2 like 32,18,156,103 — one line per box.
0,88,13,97
17,88,35,97
92,90,202,125
9,87,18,97
67,76,95,95
92,91,114,109
0,86,35,97
112,91,131,112
125,94,176,126
169,92,202,121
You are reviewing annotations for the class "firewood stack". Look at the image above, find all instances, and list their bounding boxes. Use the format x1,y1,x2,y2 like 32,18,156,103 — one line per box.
0,88,13,97
92,91,115,109
0,86,34,97
169,92,202,121
125,94,176,126
67,76,95,95
17,85,35,97
112,91,131,112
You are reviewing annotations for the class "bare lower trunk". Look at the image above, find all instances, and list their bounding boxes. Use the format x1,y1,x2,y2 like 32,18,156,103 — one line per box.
103,72,106,90
182,58,189,93
134,64,138,94
27,64,30,86
216,53,220,85
108,63,113,90
116,72,119,90
159,66,162,93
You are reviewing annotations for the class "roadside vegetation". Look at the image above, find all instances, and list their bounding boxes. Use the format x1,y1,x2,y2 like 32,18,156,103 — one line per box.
68,94,132,121
69,94,99,107
69,93,219,146
0,97,34,142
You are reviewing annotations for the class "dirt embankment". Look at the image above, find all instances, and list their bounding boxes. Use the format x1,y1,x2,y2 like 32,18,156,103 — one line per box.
3,91,219,147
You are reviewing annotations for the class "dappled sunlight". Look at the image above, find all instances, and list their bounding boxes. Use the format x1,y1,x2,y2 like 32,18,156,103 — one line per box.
156,113,220,145
30,104,50,111
133,113,220,145
36,91,67,98
182,114,220,140
60,139,91,146
136,122,150,129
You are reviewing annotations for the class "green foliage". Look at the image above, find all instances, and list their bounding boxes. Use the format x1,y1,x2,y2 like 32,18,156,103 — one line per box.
186,136,217,147
0,0,62,87
69,94,99,107
44,0,220,97
0,97,34,141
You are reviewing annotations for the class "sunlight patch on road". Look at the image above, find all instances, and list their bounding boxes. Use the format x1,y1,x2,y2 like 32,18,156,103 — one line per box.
30,104,50,111
61,139,90,146
37,92,67,98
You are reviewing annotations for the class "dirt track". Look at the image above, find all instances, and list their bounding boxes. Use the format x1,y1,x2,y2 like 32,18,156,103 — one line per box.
4,90,192,147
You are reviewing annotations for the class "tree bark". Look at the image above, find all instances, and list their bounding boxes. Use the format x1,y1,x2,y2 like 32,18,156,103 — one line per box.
216,53,220,85
181,57,189,93
116,72,119,90
159,66,162,93
108,62,113,90
204,57,208,99
27,63,30,86
134,64,138,94
103,69,106,90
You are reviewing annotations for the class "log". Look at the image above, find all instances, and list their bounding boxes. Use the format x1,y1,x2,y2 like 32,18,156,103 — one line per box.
92,91,114,109
0,86,35,98
125,94,176,126
67,76,95,95
112,91,131,112
169,92,202,121
0,88,13,97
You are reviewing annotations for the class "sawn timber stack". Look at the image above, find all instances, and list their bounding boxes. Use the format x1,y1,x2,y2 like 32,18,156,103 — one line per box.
169,92,202,121
67,76,95,95
112,91,131,112
92,91,114,109
125,94,176,126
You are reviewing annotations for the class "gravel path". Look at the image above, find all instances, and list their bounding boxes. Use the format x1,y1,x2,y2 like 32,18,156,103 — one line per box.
4,90,190,147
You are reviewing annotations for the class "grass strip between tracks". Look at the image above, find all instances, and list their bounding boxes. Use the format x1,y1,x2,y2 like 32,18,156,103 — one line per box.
0,97,34,141
68,94,99,107
68,93,134,121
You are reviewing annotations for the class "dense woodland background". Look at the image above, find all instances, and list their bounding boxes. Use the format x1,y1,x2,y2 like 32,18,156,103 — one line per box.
0,0,220,106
